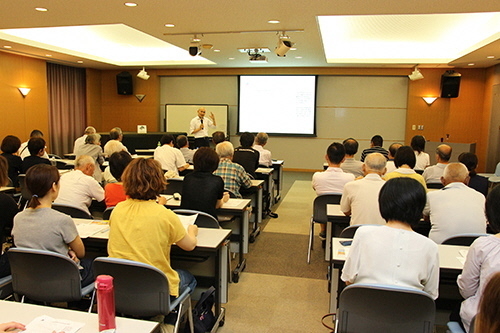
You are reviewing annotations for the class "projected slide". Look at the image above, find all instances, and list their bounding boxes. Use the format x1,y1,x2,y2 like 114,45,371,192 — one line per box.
238,75,316,136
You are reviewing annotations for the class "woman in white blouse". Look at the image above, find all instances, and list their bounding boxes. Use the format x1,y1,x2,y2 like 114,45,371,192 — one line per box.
341,177,440,299
457,186,500,332
411,135,430,171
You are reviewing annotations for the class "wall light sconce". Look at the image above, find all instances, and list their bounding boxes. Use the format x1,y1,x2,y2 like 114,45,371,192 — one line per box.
18,87,31,97
422,97,438,106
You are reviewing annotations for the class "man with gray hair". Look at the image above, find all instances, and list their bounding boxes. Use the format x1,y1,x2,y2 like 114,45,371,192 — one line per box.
252,132,272,167
104,127,129,156
423,144,452,184
424,162,486,244
73,126,96,154
54,155,105,215
214,141,252,198
340,153,387,226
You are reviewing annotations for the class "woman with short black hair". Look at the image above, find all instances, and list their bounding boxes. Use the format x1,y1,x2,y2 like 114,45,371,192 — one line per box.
341,177,439,299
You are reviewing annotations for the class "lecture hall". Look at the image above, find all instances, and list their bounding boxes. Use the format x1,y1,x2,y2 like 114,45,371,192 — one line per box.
0,1,500,332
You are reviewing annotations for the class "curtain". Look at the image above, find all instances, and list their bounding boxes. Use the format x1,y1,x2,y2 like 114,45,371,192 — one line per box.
47,63,86,156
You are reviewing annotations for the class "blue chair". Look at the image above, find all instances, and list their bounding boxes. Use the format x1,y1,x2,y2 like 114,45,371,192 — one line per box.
339,224,382,238
102,206,114,220
442,233,490,246
52,203,93,219
336,283,435,333
447,316,475,333
93,257,194,333
8,248,94,304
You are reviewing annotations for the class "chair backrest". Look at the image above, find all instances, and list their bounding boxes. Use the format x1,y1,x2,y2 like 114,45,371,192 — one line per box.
337,283,435,333
52,204,93,219
312,193,342,224
93,257,172,317
8,248,85,302
339,224,382,238
17,174,31,201
174,209,221,228
103,206,114,220
442,233,490,246
426,182,444,189
164,178,184,195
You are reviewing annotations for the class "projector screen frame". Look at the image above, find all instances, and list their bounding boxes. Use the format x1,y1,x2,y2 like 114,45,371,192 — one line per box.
237,74,318,137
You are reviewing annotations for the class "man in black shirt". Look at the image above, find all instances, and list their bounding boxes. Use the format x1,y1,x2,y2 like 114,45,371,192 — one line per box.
233,132,260,179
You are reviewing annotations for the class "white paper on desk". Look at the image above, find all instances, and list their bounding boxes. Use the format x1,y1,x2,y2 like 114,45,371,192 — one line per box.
177,214,197,230
75,220,110,238
160,194,173,201
222,199,246,208
459,250,468,258
24,315,84,333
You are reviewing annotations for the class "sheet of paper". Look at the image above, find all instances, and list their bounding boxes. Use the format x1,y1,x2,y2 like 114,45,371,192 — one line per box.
222,199,246,208
177,214,197,230
74,220,110,238
459,250,468,258
24,315,85,333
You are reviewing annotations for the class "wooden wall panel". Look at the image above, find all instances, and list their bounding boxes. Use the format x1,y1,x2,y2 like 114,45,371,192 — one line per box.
0,51,49,145
86,68,102,131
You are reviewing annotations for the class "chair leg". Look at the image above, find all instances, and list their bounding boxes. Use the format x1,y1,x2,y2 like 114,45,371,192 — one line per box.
173,296,193,333
307,220,314,264
88,289,96,313
186,297,194,333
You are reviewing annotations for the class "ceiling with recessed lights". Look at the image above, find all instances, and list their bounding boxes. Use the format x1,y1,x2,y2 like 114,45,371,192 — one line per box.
0,0,498,70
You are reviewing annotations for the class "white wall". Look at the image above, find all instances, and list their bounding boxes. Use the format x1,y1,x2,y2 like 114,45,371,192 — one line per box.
160,75,408,170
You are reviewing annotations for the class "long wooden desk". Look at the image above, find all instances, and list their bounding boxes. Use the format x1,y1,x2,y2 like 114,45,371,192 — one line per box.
328,237,468,312
0,299,160,332
74,219,231,330
165,197,251,283
325,204,351,261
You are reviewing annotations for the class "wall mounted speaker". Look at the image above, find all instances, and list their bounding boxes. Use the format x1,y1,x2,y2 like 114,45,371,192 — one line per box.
116,71,133,95
440,71,461,98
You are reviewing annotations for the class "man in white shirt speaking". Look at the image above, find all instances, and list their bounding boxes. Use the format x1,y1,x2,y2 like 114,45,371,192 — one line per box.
190,107,216,148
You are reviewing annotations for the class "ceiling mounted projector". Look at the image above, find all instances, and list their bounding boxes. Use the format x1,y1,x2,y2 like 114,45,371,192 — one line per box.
408,67,424,81
274,34,294,57
137,67,150,80
189,35,202,56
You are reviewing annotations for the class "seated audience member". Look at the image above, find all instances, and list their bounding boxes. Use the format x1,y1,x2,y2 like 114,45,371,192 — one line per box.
341,178,439,300
108,158,198,300
312,142,355,239
385,143,401,174
360,135,389,162
214,141,252,198
21,137,51,173
340,138,364,178
0,156,18,278
212,131,226,146
424,163,486,244
104,151,133,208
75,133,104,182
495,162,500,177
73,126,96,154
0,322,25,332
103,127,128,156
180,147,229,218
456,186,500,332
19,129,49,160
54,155,105,215
411,135,430,171
233,132,260,179
12,164,93,286
177,135,195,164
340,153,386,226
154,134,189,177
252,132,272,167
1,135,22,187
474,271,500,333
458,152,488,197
383,145,427,190
423,144,452,184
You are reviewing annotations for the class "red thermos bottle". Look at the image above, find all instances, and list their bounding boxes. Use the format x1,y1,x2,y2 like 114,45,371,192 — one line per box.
96,275,116,332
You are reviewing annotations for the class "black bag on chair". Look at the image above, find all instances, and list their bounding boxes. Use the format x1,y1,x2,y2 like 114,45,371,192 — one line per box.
188,286,217,333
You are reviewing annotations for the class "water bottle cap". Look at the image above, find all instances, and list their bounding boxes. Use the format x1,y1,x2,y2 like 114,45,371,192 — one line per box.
96,275,114,290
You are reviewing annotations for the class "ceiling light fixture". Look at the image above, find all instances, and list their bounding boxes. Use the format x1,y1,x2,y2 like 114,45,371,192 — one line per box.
189,35,201,56
137,67,150,80
124,2,137,7
18,87,31,97
35,7,48,12
274,31,294,57
422,97,438,105
487,55,495,59
3,45,12,49
164,24,175,28
408,67,424,81
268,20,280,24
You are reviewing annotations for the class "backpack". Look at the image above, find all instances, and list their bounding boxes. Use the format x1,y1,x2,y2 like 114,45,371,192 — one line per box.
187,286,217,333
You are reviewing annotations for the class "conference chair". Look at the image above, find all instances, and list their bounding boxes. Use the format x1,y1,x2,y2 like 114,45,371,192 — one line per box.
173,209,221,228
52,203,93,219
336,283,435,333
0,275,12,299
339,224,382,238
8,248,94,305
93,257,194,333
447,316,475,333
442,233,490,246
307,193,342,264
17,174,31,210
164,178,184,195
426,182,444,189
102,206,114,220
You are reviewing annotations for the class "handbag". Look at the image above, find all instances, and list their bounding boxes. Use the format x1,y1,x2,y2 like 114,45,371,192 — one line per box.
187,286,217,333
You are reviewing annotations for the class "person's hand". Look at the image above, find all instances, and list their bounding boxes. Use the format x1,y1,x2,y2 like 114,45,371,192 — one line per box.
68,250,80,264
157,196,167,206
188,224,198,236
0,321,26,332
222,192,230,203
208,112,216,122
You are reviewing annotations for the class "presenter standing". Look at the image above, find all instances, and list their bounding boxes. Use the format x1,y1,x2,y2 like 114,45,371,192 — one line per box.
190,107,216,148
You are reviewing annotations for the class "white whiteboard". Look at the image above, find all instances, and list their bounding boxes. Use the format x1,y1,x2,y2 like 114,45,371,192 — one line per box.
165,104,229,136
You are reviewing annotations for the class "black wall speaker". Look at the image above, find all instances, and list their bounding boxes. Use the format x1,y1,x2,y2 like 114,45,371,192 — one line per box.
440,71,461,98
116,71,133,95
